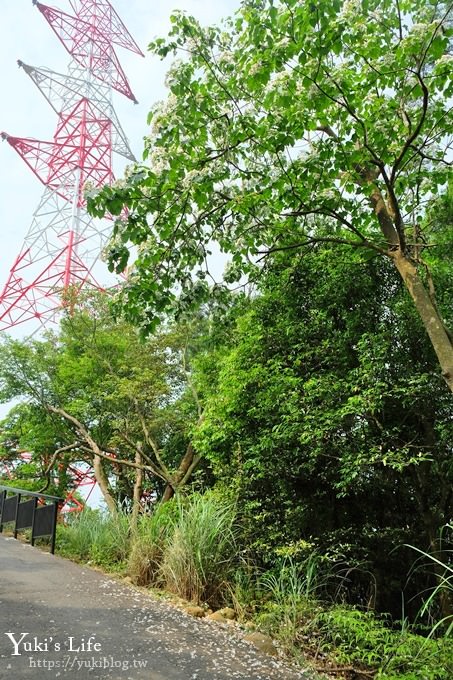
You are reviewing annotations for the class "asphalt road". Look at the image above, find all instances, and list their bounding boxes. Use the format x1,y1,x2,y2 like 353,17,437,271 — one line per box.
0,535,316,680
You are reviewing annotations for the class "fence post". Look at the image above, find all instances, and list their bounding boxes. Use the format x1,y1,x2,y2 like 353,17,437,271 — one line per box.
13,493,21,539
30,497,38,547
50,500,59,555
0,489,6,533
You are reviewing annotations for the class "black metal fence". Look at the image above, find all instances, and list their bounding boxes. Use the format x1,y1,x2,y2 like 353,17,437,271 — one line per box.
0,485,63,554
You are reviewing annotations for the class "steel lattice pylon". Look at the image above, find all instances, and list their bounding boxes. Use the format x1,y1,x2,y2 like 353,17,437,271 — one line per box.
0,0,143,331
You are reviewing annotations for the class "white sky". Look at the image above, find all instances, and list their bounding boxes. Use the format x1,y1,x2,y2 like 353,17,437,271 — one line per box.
0,0,240,324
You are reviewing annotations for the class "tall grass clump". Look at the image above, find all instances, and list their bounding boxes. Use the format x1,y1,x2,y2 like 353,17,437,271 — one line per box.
127,500,179,586
229,560,263,620
57,509,130,568
256,555,326,650
159,492,237,606
406,525,453,638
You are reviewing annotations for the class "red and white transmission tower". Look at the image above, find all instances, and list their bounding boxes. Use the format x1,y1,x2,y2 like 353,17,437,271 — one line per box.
0,0,143,331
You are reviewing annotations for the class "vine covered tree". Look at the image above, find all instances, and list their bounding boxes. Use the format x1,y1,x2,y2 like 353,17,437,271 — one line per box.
89,0,453,390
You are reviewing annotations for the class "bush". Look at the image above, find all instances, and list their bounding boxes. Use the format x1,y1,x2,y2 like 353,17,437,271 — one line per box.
239,556,453,679
254,555,326,652
406,526,453,638
229,561,263,620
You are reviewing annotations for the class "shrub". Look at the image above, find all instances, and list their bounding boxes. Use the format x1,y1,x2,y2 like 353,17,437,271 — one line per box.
255,555,326,651
406,526,453,638
229,561,263,620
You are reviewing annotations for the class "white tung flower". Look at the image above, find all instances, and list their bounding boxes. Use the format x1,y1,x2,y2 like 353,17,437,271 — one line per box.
218,51,234,65
249,62,262,76
341,0,361,17
182,169,202,189
149,147,167,164
276,37,291,49
320,189,337,201
155,160,170,175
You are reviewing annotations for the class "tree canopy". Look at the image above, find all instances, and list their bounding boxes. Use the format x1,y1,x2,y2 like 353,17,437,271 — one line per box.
0,295,204,512
90,0,452,389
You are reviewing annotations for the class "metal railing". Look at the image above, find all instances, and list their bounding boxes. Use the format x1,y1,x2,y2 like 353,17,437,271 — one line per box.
0,485,63,554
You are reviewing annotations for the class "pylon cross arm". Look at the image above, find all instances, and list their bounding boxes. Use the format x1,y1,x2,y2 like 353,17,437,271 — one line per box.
35,2,138,101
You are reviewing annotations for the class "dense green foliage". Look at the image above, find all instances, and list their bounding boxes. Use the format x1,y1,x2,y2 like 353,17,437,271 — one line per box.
55,501,452,679
89,0,453,392
0,297,203,508
192,246,453,620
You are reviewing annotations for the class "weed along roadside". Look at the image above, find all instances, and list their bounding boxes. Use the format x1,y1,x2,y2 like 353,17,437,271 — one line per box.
54,496,453,680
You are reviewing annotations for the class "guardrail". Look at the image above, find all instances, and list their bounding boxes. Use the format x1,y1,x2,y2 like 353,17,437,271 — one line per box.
0,485,63,554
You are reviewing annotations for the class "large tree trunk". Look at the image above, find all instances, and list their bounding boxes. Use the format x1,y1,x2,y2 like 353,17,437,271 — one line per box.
131,450,143,529
46,405,119,514
368,188,453,392
92,454,117,514
161,441,201,503
161,415,204,503
393,253,453,392
161,484,175,503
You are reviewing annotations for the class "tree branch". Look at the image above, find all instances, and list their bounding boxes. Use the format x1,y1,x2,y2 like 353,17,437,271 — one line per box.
38,441,80,493
391,71,429,185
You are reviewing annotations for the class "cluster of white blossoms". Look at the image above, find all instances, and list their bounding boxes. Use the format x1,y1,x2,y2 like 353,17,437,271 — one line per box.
275,36,291,50
184,37,198,53
437,53,453,65
217,104,233,117
401,21,440,52
360,90,379,108
218,51,235,66
248,61,262,76
111,178,127,190
101,233,123,262
149,146,170,176
319,188,338,202
369,9,385,22
148,94,179,135
264,70,290,95
83,180,96,197
341,0,362,20
137,233,158,254
306,83,319,100
164,59,184,88
410,22,431,35
181,166,211,190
